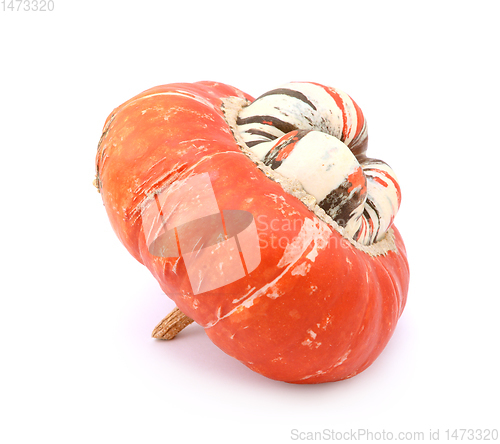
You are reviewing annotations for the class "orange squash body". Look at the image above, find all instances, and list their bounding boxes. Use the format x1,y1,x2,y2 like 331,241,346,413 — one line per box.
96,81,409,383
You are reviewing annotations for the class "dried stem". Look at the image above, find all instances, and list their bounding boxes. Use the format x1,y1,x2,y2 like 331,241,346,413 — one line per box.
152,307,194,340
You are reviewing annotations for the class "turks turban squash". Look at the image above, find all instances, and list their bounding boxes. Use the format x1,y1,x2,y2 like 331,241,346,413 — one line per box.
94,81,409,384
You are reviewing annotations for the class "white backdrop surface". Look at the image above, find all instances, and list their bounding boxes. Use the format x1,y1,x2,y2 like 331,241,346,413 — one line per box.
1,1,499,443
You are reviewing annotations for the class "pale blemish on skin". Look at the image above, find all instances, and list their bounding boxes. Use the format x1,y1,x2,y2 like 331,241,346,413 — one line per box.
333,350,351,368
291,262,311,276
203,219,330,329
278,218,331,269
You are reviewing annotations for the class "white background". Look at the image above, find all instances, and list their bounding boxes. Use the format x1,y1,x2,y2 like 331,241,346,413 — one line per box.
1,1,499,443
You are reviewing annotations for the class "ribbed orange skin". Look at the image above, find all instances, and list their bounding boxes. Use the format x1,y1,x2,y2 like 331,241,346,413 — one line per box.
96,81,409,384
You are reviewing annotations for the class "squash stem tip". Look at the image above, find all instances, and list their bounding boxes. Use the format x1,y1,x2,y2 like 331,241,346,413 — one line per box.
152,307,194,340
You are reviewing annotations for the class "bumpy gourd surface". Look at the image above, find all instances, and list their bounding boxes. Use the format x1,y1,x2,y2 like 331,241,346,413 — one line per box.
237,82,401,245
